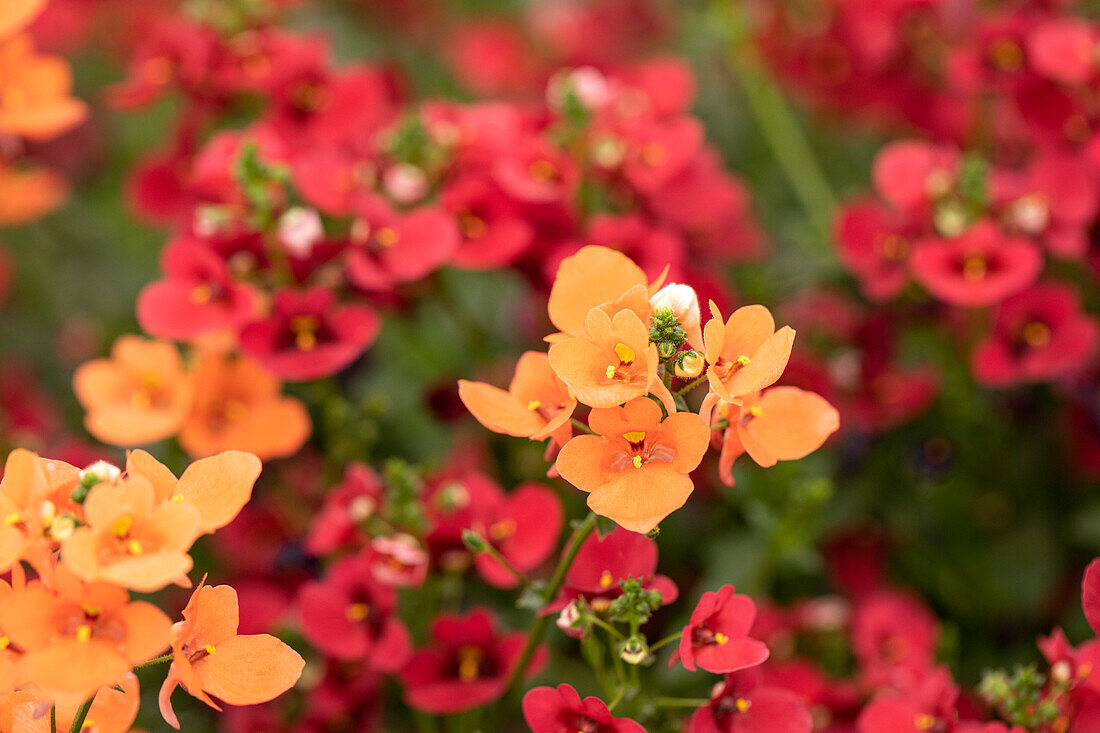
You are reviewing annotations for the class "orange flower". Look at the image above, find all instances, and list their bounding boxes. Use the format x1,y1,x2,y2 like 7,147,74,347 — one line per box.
61,472,202,592
717,387,840,486
0,35,87,141
0,0,46,39
125,449,262,534
54,673,140,733
548,307,671,410
546,245,665,341
0,565,170,704
555,397,709,533
0,449,80,575
158,581,304,729
73,335,194,446
0,164,66,225
458,351,576,447
179,350,311,461
703,302,795,404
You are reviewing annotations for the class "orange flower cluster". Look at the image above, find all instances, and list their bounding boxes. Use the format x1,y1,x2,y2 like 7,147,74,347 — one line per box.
0,0,87,225
460,246,840,533
0,446,303,727
73,335,311,460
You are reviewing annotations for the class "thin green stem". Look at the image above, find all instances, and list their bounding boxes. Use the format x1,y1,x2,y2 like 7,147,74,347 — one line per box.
571,418,595,435
652,698,711,708
648,632,682,654
134,653,173,669
588,615,625,641
50,707,55,733
711,419,729,432
67,697,94,733
607,686,625,712
503,512,599,695
674,373,709,397
719,1,838,248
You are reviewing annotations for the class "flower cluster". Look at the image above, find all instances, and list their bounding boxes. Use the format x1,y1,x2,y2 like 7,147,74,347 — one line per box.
0,446,302,729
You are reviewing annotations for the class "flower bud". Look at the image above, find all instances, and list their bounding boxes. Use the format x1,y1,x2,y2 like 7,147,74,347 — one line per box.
650,284,701,347
79,460,120,488
556,601,584,639
383,163,428,204
620,635,649,665
674,351,704,379
48,515,77,542
277,207,324,259
461,529,489,554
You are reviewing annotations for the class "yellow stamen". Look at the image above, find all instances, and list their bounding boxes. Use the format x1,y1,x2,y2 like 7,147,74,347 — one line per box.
204,643,217,655
1022,321,1051,348
345,603,370,622
613,342,636,364
715,632,729,645
748,406,762,418
641,143,666,166
915,714,936,730
528,160,556,182
82,605,100,618
171,494,185,502
489,519,516,541
190,284,212,304
141,56,174,84
224,399,248,421
606,365,617,379
0,636,10,649
632,456,643,469
375,227,399,248
110,515,133,538
735,698,751,713
456,646,483,683
736,355,751,367
460,214,487,239
599,570,614,588
1080,663,1094,677
127,539,143,556
526,400,541,411
290,315,319,352
4,513,19,526
76,625,92,643
623,431,646,444
962,255,987,281
989,38,1023,72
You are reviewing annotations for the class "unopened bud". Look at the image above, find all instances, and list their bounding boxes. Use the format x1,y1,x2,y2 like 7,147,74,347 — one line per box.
461,529,489,554
383,163,428,204
277,207,324,259
674,351,704,379
557,602,582,633
79,460,120,487
48,515,77,542
620,635,649,665
651,284,700,345
1051,660,1072,685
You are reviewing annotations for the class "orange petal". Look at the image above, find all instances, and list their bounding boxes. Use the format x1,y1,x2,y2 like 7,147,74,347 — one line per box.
555,435,613,493
175,451,262,532
661,412,711,474
126,450,178,504
0,585,58,650
719,427,746,487
181,584,240,647
720,305,776,361
180,397,311,461
547,338,646,409
98,552,194,593
1,448,47,509
84,404,190,447
587,396,663,437
719,327,796,400
0,1,46,39
0,164,66,225
458,380,545,438
586,464,694,534
20,640,130,704
743,387,839,461
56,673,140,733
118,600,172,664
194,633,304,706
547,246,647,337
71,359,126,411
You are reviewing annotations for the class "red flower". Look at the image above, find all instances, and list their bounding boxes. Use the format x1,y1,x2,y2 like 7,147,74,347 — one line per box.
852,590,939,691
345,205,460,291
1027,18,1098,87
304,462,383,556
441,174,534,269
239,288,380,381
492,136,580,205
972,282,1099,386
619,116,705,194
834,201,914,301
672,585,769,674
137,237,259,341
909,221,1042,307
856,667,959,733
469,482,563,589
368,534,429,588
687,670,813,733
522,684,645,733
401,609,544,714
543,527,677,615
872,141,960,217
296,550,411,670
1083,558,1100,636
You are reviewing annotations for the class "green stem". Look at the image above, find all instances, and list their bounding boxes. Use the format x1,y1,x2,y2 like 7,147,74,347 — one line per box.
503,512,599,695
607,686,625,712
67,697,94,733
711,419,729,432
571,418,595,435
50,707,55,733
719,1,838,248
588,615,625,640
134,653,174,669
674,374,709,397
648,632,682,654
653,698,711,708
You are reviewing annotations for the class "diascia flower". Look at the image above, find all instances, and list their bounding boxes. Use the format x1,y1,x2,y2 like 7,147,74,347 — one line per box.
0,165,67,225
179,349,311,460
716,387,840,487
522,683,646,733
0,448,78,574
467,482,563,589
401,608,545,714
72,335,194,446
159,581,305,729
704,302,796,405
0,34,87,141
0,0,45,39
672,585,770,675
555,396,709,533
0,565,171,704
458,351,576,446
546,245,656,341
687,669,813,733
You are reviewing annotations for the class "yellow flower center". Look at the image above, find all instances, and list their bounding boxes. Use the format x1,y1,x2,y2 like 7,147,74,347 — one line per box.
190,284,213,304
641,143,666,167
375,227,399,248
290,315,320,352
748,406,763,418
614,342,636,364
127,539,144,556
205,643,217,655
528,159,556,182
76,625,92,643
141,56,174,84
632,456,643,468
962,255,987,281
460,214,487,239
0,636,10,649
4,513,20,526
599,570,614,588
715,632,729,645
735,698,751,713
345,603,370,622
527,400,541,411
489,519,517,541
456,645,483,682
1022,321,1051,348
915,714,936,730
736,355,751,367
110,515,133,538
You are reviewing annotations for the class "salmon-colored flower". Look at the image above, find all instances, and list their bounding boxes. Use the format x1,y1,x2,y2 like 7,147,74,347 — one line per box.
547,308,662,410
458,351,575,446
61,472,202,592
179,350,311,461
717,387,840,486
0,164,66,225
0,565,170,704
0,35,87,141
0,449,79,575
158,581,304,729
0,0,46,39
125,449,262,534
704,302,795,404
54,673,140,733
555,397,709,533
72,335,194,446
546,245,661,340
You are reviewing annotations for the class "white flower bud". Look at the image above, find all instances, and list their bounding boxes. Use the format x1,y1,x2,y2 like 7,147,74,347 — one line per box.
277,207,324,259
383,163,428,204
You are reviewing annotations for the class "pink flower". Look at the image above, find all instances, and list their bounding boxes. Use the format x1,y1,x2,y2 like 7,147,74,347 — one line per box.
672,585,770,674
